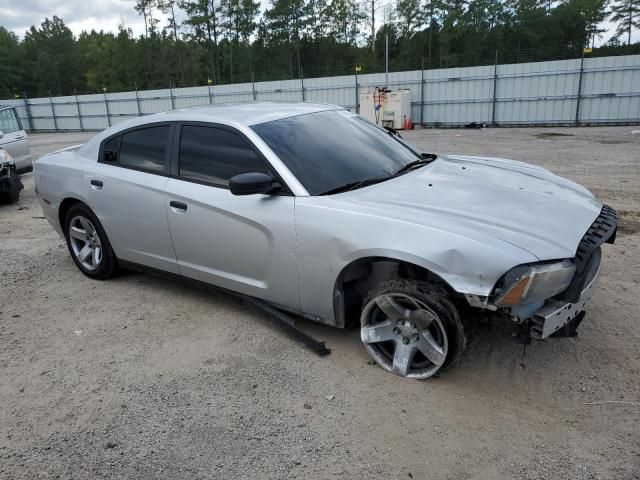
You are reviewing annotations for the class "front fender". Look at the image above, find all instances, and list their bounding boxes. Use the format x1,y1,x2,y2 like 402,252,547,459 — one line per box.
295,198,537,325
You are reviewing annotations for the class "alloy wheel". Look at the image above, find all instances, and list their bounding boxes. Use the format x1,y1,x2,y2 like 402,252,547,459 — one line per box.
361,293,449,379
68,215,102,271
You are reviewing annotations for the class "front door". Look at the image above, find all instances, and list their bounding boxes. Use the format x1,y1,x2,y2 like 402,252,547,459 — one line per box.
164,123,299,309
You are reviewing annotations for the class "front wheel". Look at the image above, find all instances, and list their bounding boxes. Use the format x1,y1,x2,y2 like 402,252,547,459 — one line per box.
360,279,466,379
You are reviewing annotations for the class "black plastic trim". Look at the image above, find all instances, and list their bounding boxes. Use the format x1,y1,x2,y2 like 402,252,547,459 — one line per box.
556,204,617,303
574,204,617,275
558,247,601,303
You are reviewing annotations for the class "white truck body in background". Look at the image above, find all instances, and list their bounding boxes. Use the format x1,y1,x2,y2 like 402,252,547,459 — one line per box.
359,89,412,129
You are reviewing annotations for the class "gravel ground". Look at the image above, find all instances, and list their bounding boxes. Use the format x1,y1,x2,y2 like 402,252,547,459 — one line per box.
1,127,639,479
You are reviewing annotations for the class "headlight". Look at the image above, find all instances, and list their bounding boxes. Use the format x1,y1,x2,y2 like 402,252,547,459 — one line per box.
0,149,14,165
494,260,576,306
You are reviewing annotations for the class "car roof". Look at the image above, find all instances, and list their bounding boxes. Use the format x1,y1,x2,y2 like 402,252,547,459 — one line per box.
142,101,341,127
77,101,346,163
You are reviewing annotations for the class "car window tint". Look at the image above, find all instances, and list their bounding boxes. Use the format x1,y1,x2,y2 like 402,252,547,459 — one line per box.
0,109,20,134
118,126,170,173
103,136,120,163
179,125,269,185
251,110,419,195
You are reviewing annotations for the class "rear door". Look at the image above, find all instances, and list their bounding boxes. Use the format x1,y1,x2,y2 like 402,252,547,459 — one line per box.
0,107,30,172
164,123,299,308
85,123,179,274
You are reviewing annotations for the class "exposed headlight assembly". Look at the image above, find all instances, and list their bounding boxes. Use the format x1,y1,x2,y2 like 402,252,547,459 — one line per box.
0,148,14,165
494,260,576,306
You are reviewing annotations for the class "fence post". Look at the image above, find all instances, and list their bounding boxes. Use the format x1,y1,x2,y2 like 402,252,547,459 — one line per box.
420,57,425,126
355,68,359,114
104,91,111,127
491,50,499,126
49,90,58,132
575,51,585,126
251,71,257,101
169,81,175,110
301,67,305,102
22,92,32,132
75,89,84,132
208,84,213,104
134,83,142,116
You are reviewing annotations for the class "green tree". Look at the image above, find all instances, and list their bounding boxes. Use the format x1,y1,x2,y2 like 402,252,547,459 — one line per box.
0,27,24,98
182,0,223,82
264,0,310,76
610,0,640,44
22,16,80,96
397,0,425,37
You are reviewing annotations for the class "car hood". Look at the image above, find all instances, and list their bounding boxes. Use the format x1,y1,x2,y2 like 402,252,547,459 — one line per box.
337,154,602,261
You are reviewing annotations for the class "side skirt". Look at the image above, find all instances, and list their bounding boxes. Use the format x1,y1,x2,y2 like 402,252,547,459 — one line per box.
118,259,331,356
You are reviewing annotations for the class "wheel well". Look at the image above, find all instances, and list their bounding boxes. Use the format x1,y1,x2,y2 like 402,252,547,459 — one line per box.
333,257,458,328
58,198,85,229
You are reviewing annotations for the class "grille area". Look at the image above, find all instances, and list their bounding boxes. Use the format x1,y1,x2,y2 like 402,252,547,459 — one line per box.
574,204,617,275
558,204,616,303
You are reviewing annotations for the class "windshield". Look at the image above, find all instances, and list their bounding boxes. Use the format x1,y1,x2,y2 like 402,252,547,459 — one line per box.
251,109,421,195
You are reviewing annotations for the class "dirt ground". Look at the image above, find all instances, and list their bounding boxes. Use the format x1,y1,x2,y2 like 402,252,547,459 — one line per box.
1,126,639,479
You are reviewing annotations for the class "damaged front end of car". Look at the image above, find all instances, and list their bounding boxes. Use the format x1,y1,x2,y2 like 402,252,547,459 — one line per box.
467,205,618,340
0,149,24,204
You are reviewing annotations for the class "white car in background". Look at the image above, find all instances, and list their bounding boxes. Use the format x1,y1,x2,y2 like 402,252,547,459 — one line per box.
0,106,31,173
0,106,30,202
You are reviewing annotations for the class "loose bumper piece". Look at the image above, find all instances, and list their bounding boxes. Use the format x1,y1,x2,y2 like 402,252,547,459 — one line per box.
530,266,599,339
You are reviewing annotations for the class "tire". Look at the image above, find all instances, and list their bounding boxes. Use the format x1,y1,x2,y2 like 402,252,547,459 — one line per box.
360,279,466,379
64,203,118,280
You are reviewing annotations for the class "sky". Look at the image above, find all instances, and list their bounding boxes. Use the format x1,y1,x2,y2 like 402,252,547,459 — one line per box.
1,0,638,46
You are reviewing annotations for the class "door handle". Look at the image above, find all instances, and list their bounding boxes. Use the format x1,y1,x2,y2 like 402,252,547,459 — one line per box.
170,200,188,212
90,179,103,189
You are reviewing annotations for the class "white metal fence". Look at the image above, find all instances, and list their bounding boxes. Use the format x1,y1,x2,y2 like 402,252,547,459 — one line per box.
3,54,640,131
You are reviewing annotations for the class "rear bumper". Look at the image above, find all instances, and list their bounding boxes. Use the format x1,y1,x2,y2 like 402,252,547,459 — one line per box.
530,264,600,339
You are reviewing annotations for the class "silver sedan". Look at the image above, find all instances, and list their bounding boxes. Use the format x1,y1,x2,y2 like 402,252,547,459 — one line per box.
34,103,617,379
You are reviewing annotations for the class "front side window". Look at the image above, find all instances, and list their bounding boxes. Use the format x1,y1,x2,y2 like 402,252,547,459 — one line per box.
251,110,420,195
0,108,20,134
179,125,270,186
118,125,170,173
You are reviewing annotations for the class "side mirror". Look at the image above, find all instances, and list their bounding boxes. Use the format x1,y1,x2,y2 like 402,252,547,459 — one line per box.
229,172,279,196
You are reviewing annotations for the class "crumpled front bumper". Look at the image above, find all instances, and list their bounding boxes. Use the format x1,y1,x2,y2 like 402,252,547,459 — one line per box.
0,163,24,201
530,259,600,340
529,204,616,340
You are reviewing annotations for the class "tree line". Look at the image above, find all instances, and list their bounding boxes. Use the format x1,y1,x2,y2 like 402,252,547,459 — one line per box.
1,0,639,99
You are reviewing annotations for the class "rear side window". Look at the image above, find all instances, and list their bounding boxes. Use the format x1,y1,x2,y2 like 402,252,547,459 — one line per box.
117,126,170,173
0,108,20,134
103,136,120,163
178,125,269,186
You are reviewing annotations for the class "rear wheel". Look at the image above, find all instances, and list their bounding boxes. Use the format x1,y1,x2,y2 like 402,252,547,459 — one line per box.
64,203,117,279
360,279,465,379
